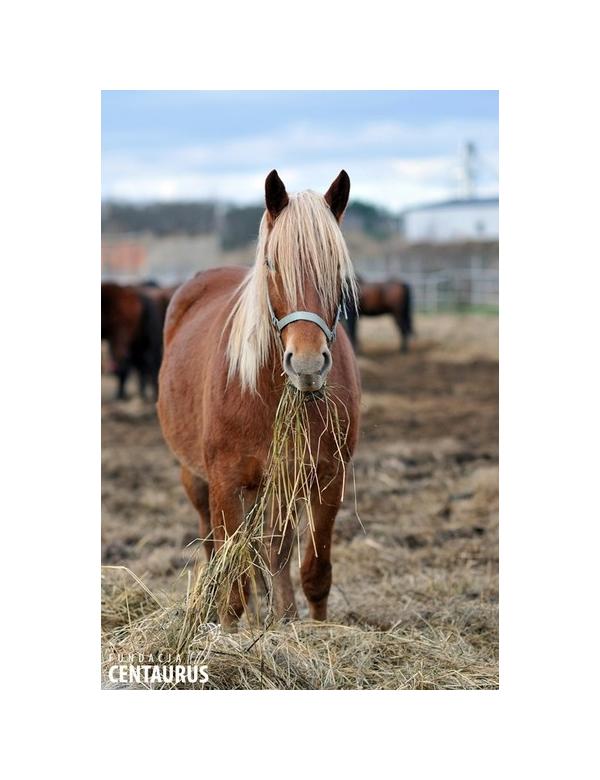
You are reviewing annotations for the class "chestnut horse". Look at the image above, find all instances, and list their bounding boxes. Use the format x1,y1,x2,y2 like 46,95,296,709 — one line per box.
345,278,413,352
158,171,360,628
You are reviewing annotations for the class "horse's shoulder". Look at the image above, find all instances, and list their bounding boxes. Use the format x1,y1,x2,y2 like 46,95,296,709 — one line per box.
164,266,249,344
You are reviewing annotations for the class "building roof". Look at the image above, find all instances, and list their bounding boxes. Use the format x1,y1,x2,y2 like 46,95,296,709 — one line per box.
402,196,499,215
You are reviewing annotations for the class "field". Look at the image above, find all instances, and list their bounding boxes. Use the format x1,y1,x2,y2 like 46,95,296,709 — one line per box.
101,313,498,689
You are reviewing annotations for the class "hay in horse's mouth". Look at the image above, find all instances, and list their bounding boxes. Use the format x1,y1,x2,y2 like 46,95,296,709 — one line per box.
179,381,352,637
303,388,326,401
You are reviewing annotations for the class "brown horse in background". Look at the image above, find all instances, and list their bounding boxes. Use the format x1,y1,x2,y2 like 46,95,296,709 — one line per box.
137,281,179,323
345,277,413,352
158,171,360,628
101,282,173,400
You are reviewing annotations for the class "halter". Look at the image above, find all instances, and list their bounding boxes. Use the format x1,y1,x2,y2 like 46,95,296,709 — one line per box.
266,294,342,344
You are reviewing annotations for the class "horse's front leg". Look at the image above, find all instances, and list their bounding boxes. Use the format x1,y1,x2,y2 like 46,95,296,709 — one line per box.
180,467,213,562
137,368,148,400
301,474,344,621
115,361,130,400
208,480,256,631
267,518,298,622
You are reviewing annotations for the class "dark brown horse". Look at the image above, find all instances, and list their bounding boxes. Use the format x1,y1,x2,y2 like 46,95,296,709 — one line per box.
137,281,179,323
158,171,360,628
101,282,169,400
345,277,413,352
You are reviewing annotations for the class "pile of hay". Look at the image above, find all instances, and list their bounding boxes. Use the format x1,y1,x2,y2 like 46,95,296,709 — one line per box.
101,567,497,690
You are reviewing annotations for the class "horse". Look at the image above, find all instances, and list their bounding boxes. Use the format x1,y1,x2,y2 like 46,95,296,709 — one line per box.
137,282,179,326
101,282,166,400
344,277,413,352
158,170,361,629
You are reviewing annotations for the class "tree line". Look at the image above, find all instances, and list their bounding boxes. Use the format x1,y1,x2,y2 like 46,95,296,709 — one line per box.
101,200,397,249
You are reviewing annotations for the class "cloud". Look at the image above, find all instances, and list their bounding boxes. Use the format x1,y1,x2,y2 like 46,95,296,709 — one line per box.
102,118,498,210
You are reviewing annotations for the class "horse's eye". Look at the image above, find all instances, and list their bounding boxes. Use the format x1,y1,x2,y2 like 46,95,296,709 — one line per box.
265,257,275,272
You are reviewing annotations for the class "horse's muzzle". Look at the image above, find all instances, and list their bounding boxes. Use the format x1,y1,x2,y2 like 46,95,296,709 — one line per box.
283,349,331,392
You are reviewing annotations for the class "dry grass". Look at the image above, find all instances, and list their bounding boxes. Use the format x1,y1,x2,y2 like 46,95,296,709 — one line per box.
101,566,497,690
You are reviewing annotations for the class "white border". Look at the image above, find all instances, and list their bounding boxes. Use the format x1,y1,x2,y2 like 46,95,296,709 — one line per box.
4,0,599,775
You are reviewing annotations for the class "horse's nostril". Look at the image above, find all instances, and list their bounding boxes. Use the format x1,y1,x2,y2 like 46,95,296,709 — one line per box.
284,351,294,373
322,351,332,373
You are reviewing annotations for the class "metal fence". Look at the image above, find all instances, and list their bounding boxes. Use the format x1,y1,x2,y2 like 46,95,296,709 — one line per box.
400,268,498,311
101,235,499,314
353,262,498,312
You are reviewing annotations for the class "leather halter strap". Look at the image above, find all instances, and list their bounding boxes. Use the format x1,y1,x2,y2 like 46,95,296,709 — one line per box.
267,294,341,344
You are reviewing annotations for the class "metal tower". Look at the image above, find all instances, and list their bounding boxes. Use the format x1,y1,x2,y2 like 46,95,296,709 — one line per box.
460,141,478,199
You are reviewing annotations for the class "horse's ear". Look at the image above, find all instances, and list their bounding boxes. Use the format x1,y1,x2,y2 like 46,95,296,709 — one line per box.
265,170,289,220
324,170,351,222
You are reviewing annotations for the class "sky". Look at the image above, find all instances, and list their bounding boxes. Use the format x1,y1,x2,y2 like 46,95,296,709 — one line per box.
102,91,498,212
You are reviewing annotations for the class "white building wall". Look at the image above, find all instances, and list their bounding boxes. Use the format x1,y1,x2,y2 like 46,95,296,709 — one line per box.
404,202,499,243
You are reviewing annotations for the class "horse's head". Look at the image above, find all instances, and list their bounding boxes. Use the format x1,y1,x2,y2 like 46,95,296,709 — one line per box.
263,170,353,392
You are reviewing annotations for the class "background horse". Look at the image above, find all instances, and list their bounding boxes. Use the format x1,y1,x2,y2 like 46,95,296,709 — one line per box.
101,282,168,400
158,170,360,628
345,277,413,352
137,280,179,324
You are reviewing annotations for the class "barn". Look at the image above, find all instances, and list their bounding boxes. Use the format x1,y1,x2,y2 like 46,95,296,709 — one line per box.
402,197,499,243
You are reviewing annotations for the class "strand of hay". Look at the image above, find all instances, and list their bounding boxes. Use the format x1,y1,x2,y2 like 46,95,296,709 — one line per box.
177,383,351,646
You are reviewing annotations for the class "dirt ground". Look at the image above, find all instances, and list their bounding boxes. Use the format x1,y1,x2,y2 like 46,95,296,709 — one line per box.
102,313,498,685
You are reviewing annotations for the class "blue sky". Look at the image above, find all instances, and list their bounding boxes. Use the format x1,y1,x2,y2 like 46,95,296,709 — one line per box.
102,91,498,211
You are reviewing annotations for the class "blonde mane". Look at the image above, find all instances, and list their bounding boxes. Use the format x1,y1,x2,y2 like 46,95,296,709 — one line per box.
226,190,357,393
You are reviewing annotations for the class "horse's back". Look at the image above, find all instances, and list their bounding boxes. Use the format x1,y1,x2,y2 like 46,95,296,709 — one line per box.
360,280,407,313
164,266,247,346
